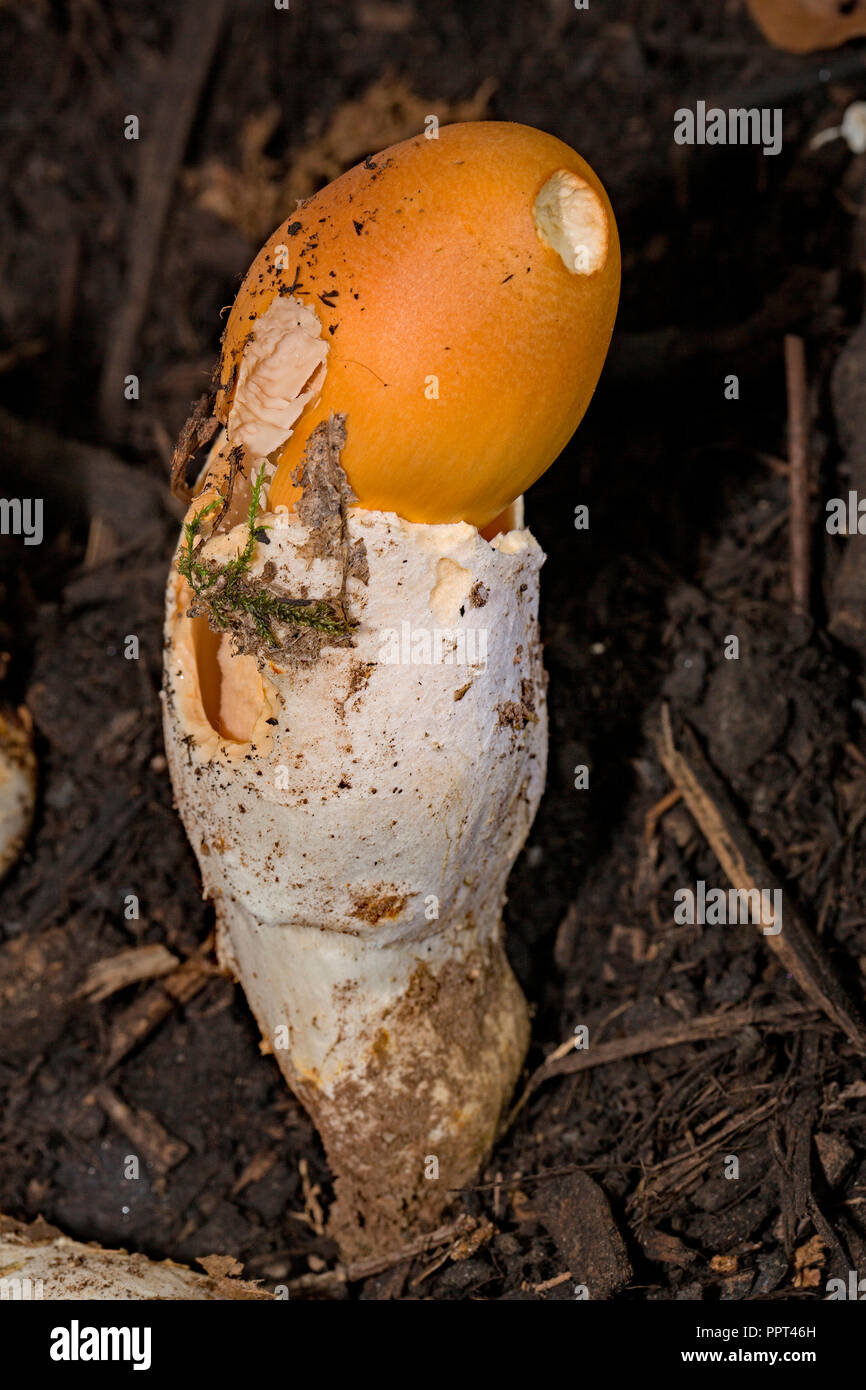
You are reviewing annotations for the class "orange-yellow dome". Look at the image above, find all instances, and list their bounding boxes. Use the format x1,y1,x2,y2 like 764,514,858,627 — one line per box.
216,121,620,529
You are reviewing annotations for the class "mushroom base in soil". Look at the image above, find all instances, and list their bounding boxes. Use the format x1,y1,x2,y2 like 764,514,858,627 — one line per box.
163,121,619,1254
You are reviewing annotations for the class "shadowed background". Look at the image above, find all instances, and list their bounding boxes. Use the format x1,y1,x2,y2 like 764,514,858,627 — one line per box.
2,0,866,1299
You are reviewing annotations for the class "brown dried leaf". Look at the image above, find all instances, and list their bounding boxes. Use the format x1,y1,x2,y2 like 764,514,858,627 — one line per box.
186,76,495,243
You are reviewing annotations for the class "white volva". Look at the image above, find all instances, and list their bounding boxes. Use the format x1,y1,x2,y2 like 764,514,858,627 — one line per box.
0,1214,267,1300
0,709,36,882
163,479,547,1253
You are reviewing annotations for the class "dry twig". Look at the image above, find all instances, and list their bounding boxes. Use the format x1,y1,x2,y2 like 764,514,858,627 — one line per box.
512,1001,814,1122
286,1214,487,1292
97,1,228,436
784,334,811,615
658,706,866,1054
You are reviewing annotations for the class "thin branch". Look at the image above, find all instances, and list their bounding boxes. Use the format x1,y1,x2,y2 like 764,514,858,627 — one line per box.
97,1,229,437
785,334,811,615
658,707,866,1054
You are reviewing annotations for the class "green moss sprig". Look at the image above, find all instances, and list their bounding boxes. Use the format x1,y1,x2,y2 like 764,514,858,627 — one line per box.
177,467,351,646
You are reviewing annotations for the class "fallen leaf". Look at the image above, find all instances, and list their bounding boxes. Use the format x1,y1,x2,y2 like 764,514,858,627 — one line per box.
186,76,495,243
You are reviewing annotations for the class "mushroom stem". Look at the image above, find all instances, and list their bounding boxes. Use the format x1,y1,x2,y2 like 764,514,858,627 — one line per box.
217,895,529,1255
163,434,547,1254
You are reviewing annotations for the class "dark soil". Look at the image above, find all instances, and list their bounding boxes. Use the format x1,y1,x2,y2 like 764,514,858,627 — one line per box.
4,0,866,1299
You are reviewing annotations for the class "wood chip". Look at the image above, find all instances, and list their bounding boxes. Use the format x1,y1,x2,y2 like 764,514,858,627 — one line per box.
196,1253,244,1280
286,1214,485,1292
710,1253,739,1273
529,1270,573,1294
77,944,179,1002
298,1157,325,1236
533,1170,632,1299
231,1150,278,1196
794,1234,825,1270
814,1131,853,1187
640,1228,697,1266
103,949,216,1073
92,1085,189,1173
411,1217,495,1286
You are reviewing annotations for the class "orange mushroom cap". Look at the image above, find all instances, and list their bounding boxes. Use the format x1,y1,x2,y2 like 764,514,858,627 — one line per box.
215,121,620,530
747,0,866,53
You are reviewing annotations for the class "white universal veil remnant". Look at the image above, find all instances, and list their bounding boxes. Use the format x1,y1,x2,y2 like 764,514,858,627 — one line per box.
0,707,36,882
0,1214,267,1300
163,122,619,1254
165,420,545,1251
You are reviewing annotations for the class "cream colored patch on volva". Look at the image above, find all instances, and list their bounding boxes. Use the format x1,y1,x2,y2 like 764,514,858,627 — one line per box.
430,557,474,622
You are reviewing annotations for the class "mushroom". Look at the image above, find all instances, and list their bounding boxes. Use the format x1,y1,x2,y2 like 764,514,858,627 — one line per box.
218,121,619,530
162,121,619,1256
0,1213,267,1300
747,0,866,53
0,707,36,882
